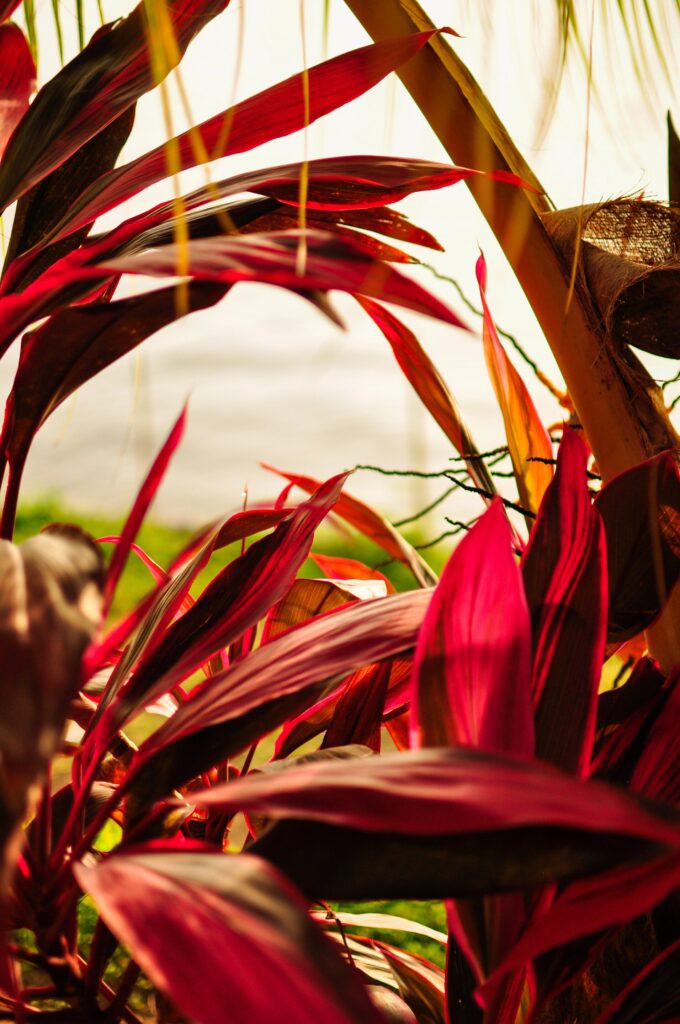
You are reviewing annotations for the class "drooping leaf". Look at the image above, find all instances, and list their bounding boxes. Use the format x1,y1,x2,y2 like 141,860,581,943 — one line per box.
98,230,469,329
2,104,135,287
187,745,680,848
357,296,496,495
263,464,436,586
0,23,35,160
76,851,384,1024
175,747,680,906
411,499,533,754
476,252,553,515
595,451,680,641
0,0,232,211
44,32,459,240
522,428,608,775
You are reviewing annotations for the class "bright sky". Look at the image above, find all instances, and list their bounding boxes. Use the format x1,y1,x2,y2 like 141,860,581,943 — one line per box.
6,0,679,524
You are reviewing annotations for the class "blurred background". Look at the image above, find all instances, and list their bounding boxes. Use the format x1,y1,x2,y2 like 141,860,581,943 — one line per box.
2,0,678,528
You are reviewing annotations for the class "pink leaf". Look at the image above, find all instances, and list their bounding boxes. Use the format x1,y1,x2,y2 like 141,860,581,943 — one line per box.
76,852,383,1024
411,499,534,755
0,24,35,160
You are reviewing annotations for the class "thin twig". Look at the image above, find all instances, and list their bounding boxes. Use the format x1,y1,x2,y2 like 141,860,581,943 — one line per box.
526,455,601,480
353,464,452,479
450,445,509,462
444,474,536,519
414,528,463,550
393,484,459,527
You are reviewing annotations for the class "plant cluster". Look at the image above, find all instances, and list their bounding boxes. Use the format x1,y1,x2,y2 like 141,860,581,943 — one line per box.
0,2,678,1022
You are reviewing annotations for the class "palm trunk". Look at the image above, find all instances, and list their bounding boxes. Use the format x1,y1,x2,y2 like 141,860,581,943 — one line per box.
342,0,679,668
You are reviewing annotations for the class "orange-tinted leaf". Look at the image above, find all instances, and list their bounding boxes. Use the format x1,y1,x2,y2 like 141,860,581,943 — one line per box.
476,253,553,514
263,465,436,587
312,553,395,594
358,296,496,495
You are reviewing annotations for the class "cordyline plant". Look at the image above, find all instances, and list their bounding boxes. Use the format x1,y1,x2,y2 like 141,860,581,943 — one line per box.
0,2,678,1023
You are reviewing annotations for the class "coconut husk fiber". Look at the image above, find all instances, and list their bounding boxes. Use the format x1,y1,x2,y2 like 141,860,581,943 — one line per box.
542,199,680,360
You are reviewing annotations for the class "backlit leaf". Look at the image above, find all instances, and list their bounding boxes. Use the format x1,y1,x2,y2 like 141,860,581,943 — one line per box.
476,252,553,515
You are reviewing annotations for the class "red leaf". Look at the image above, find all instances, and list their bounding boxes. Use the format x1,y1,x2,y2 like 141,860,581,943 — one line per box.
105,474,349,733
0,1,22,21
263,464,436,587
102,407,187,616
522,428,608,776
358,296,497,495
169,507,293,570
481,853,680,1001
411,499,534,755
0,0,231,211
76,852,383,1024
0,24,35,160
47,31,457,239
322,660,391,752
275,656,410,758
98,230,469,329
629,665,680,805
184,746,680,850
476,253,553,515
132,589,430,765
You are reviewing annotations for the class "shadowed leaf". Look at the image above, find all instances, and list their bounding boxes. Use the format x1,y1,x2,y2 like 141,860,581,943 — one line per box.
0,0,232,211
522,428,607,775
595,452,680,641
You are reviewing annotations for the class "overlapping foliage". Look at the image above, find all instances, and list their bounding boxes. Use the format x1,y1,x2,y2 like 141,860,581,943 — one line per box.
0,2,678,1022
